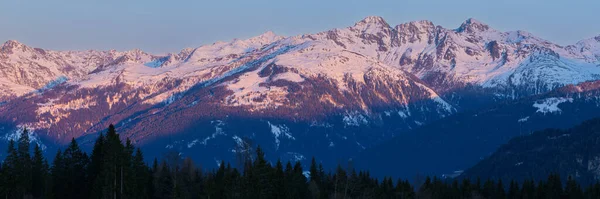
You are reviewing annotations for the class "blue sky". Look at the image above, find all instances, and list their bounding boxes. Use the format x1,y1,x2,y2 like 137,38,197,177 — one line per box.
1,0,599,54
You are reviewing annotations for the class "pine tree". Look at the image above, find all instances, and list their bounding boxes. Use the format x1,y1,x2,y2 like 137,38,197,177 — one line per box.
284,161,295,198
31,144,49,198
177,157,196,199
290,161,308,199
565,176,583,199
51,150,66,199
536,180,546,199
122,138,136,198
521,179,536,199
2,140,19,198
155,161,174,199
252,146,273,198
482,178,495,198
273,159,285,199
62,138,89,199
309,157,320,183
101,124,125,199
546,173,563,199
508,180,520,199
493,179,505,199
151,157,160,198
461,178,472,198
132,148,151,199
16,128,33,197
88,132,105,199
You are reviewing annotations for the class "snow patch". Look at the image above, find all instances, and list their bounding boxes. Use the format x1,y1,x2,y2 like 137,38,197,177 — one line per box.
518,116,530,123
287,152,306,162
343,112,368,127
533,97,573,114
187,139,199,148
232,135,244,147
268,122,295,150
199,120,227,145
414,121,424,126
303,171,311,179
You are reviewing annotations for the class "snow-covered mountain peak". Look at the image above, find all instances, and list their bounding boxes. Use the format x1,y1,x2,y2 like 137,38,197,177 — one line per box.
567,34,600,62
2,40,24,48
251,31,282,43
353,16,392,34
1,40,34,54
457,18,491,33
574,35,600,49
357,16,388,25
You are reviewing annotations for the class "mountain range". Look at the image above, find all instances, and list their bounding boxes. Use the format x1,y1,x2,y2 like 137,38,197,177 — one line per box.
1,16,600,178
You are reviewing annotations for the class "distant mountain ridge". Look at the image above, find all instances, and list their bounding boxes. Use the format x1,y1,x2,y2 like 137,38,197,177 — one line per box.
1,16,600,170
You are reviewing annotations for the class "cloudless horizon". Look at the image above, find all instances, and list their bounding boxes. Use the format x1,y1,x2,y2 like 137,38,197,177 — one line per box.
1,0,599,54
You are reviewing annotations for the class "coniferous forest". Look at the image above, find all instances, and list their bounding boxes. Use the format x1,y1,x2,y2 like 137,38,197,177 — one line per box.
2,124,600,199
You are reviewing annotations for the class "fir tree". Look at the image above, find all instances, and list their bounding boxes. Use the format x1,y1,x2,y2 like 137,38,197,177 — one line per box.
88,132,105,199
155,161,174,199
132,148,151,199
62,138,89,199
508,180,520,199
565,175,584,199
31,144,49,198
51,150,66,199
2,140,19,198
16,128,32,197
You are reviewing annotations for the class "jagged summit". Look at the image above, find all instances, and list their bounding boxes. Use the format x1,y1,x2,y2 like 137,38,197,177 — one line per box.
2,40,22,46
395,20,436,32
1,40,29,53
403,20,435,26
354,16,390,28
351,16,392,36
457,18,491,33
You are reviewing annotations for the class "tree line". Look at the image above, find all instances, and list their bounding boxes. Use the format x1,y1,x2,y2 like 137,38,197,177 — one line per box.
1,125,600,199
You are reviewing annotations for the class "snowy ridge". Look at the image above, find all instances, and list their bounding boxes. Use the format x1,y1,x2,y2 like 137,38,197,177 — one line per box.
2,17,600,101
1,16,600,146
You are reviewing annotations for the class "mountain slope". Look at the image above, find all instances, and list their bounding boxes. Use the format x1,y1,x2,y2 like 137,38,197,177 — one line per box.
356,80,600,179
461,117,600,185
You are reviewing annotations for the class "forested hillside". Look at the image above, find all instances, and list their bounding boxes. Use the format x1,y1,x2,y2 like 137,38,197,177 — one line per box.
2,124,600,199
462,118,600,185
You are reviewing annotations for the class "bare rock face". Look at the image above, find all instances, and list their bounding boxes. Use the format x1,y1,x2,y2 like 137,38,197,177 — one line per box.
395,20,436,45
487,41,502,60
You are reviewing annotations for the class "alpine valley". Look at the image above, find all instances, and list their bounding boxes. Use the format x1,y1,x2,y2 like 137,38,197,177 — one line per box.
1,16,600,179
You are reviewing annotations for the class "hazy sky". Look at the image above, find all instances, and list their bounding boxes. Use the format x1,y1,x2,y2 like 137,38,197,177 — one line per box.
1,0,599,54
